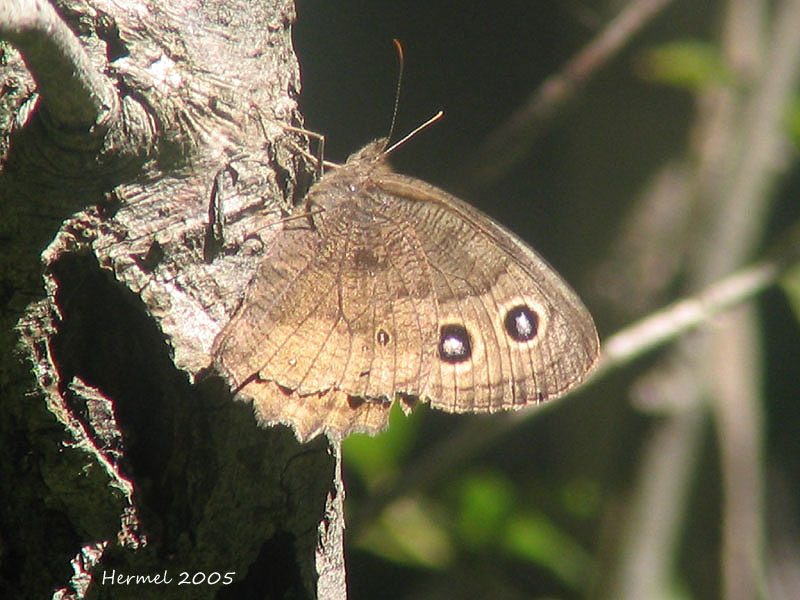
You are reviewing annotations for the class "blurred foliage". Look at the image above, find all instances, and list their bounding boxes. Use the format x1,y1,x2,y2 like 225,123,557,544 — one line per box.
787,95,800,150
635,40,731,89
343,402,421,490
781,262,800,322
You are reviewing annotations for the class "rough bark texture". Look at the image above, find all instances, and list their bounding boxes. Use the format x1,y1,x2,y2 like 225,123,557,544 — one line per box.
1,1,346,598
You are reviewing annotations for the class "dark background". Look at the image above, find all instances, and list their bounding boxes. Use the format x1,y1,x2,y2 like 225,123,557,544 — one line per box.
293,0,699,284
293,2,800,599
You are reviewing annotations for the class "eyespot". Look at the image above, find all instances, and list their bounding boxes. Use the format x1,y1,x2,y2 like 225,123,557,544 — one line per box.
504,305,539,342
438,324,472,363
376,328,391,346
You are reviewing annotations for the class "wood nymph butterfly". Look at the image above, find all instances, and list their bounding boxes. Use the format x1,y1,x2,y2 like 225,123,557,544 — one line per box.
213,137,599,441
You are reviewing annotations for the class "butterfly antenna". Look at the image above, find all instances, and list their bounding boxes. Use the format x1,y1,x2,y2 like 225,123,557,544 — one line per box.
385,110,444,155
386,39,406,146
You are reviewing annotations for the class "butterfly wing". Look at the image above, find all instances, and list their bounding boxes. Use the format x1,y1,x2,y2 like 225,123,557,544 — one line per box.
373,173,599,412
213,197,439,402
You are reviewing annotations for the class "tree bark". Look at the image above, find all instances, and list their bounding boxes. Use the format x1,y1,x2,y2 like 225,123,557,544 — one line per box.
1,1,346,598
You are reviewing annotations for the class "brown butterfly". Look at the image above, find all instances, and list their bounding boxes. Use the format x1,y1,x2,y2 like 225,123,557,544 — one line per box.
213,137,599,441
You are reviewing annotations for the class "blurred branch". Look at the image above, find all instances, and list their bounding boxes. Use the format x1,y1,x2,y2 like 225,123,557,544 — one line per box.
766,471,800,598
695,1,800,599
697,0,800,280
609,0,800,597
604,370,707,600
461,0,675,192
597,259,779,375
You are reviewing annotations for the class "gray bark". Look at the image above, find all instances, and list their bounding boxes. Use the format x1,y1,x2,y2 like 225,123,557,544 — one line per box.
1,0,346,598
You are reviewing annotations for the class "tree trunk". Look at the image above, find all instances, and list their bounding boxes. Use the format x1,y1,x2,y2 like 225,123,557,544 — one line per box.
0,0,347,598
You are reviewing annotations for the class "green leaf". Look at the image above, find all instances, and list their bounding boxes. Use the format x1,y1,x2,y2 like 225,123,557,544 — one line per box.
343,401,421,489
636,40,730,89
456,471,516,548
780,261,800,324
355,496,454,568
785,96,800,152
504,513,592,589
